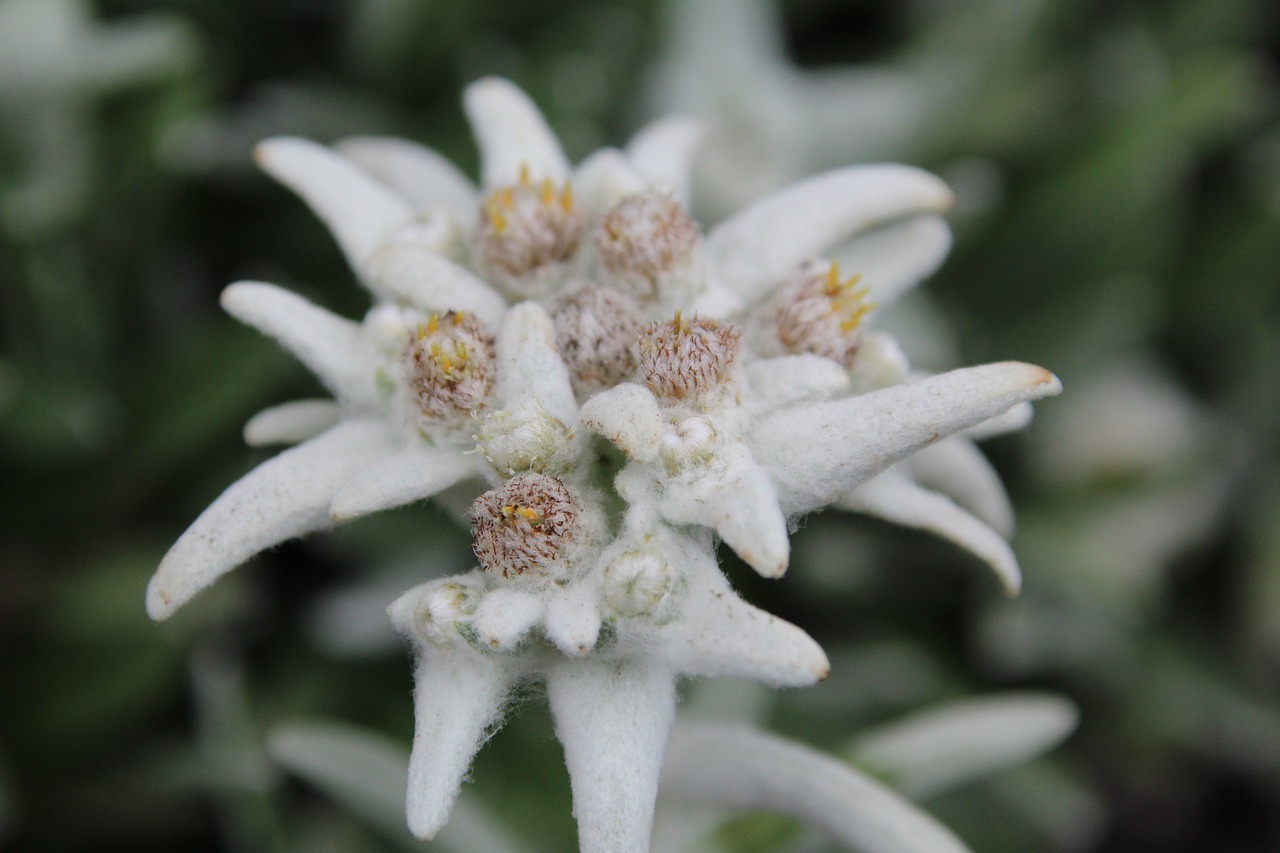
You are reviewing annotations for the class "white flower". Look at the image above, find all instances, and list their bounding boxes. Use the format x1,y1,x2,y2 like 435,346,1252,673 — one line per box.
148,77,1061,851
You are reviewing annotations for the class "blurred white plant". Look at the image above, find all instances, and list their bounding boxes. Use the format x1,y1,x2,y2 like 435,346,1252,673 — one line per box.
0,0,195,235
147,77,1060,851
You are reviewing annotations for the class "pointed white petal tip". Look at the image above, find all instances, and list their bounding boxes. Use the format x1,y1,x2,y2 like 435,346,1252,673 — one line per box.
145,574,177,621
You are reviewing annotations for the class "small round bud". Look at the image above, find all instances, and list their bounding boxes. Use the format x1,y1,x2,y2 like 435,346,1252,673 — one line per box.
763,260,874,368
639,312,742,403
659,415,718,473
472,164,585,297
594,192,699,303
415,582,477,645
548,284,645,395
602,549,675,619
471,473,582,579
475,402,575,476
402,310,496,425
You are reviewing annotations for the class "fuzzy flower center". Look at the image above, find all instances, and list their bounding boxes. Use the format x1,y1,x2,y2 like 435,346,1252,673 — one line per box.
472,163,584,293
402,310,495,425
594,191,699,302
765,260,874,367
471,472,580,579
639,312,742,402
549,284,645,395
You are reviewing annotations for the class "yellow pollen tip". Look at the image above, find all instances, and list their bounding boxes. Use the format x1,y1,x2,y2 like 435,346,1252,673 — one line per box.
518,163,530,185
540,178,554,205
501,187,514,208
560,182,573,210
451,311,465,325
427,313,440,335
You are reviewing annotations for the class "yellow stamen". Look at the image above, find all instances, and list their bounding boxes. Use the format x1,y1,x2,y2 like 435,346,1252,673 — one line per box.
518,163,530,185
540,178,554,205
560,181,574,211
427,313,440,335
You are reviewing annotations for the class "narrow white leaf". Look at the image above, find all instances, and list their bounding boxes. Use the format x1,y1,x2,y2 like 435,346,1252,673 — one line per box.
362,242,508,329
464,77,569,187
848,693,1079,799
243,399,340,447
329,442,474,522
662,723,971,853
546,658,677,853
335,135,477,213
147,421,392,620
255,137,414,271
705,165,954,305
221,281,385,411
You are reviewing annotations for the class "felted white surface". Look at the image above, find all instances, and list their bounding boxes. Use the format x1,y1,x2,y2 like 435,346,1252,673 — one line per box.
746,354,852,409
254,136,413,271
624,116,703,209
839,468,1022,595
328,441,474,522
146,420,391,619
908,436,1015,537
464,76,570,187
656,531,827,685
221,281,384,410
335,135,477,213
661,723,971,853
242,398,340,447
473,588,545,650
361,243,507,329
544,584,604,656
546,658,677,853
754,361,1061,515
579,383,665,463
495,302,580,426
704,164,954,305
405,650,512,839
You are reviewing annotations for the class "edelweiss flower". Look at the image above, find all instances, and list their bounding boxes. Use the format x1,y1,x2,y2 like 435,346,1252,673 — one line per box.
147,77,1060,851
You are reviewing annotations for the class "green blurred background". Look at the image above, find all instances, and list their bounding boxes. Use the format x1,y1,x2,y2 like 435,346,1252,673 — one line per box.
2,0,1278,850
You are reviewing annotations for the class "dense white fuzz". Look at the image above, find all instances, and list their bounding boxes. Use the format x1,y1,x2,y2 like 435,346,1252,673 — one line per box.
476,401,575,477
578,382,665,463
494,302,579,425
361,243,507,329
964,401,1035,440
473,588,545,650
221,282,385,410
745,355,852,409
242,399,340,447
705,164,954,305
602,548,676,618
146,420,393,620
546,659,677,853
570,148,649,213
464,76,570,187
544,584,604,656
754,362,1062,514
329,442,475,522
402,651,511,840
334,135,478,214
254,137,414,272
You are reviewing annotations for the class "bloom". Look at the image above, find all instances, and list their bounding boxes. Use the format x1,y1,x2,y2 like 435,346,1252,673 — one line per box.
147,77,1060,851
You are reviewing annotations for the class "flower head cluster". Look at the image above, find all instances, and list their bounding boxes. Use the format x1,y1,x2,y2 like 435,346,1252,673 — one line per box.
145,77,1060,851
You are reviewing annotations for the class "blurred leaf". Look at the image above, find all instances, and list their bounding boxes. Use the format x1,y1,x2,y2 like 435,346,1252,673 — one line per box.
847,693,1079,799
